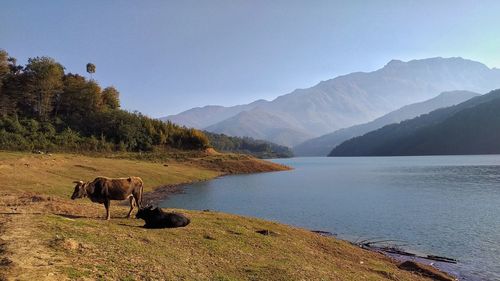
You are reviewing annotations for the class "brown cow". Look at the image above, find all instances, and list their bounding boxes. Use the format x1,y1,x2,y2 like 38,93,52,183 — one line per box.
71,176,144,220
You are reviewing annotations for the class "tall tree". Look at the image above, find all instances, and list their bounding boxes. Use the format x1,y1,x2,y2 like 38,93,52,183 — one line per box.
0,50,10,116
86,63,96,79
101,86,120,109
59,74,102,121
0,50,20,116
24,57,64,120
0,50,9,82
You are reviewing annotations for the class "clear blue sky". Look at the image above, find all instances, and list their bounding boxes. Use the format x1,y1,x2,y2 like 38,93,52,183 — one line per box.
1,0,500,117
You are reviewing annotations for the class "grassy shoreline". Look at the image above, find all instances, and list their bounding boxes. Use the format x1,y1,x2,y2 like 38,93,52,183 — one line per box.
0,151,450,280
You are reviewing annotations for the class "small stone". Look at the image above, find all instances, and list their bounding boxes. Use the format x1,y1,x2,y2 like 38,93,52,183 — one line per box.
256,229,278,236
62,238,79,250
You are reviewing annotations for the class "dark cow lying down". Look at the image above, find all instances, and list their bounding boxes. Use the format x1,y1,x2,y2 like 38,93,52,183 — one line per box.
71,176,143,220
136,206,190,228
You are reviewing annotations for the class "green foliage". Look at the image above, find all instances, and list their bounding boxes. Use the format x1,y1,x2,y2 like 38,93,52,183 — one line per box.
24,56,65,120
101,86,120,109
0,50,9,83
0,50,20,116
0,50,209,153
205,131,293,158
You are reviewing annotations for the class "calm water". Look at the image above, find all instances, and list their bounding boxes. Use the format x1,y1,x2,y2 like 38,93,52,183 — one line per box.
160,156,500,280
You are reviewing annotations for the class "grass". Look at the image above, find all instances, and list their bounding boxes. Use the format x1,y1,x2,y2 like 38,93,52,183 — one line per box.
0,151,220,197
36,210,427,281
0,151,440,280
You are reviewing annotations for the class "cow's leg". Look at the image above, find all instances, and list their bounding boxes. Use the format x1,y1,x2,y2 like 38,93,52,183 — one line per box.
133,186,143,209
126,196,134,218
133,193,141,210
104,199,111,220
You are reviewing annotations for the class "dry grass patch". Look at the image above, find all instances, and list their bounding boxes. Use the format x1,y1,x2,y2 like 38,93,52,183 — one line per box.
0,151,221,197
36,207,433,281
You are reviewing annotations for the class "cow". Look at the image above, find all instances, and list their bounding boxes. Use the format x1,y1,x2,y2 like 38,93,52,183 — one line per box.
136,205,190,228
71,176,144,220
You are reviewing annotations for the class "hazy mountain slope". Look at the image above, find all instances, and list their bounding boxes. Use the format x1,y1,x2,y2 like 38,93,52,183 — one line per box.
160,99,268,128
163,57,500,146
204,108,313,147
293,90,479,156
329,89,500,156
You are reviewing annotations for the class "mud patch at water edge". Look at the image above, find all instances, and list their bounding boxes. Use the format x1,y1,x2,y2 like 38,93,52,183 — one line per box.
141,184,186,205
141,177,227,205
399,261,455,281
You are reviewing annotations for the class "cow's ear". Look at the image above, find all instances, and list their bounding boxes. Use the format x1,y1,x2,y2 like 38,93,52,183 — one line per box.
73,180,84,184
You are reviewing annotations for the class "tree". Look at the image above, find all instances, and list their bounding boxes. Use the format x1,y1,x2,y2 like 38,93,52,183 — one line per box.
7,57,23,75
0,50,9,82
86,63,95,79
0,50,10,116
0,50,24,116
0,49,212,153
101,86,120,109
0,51,24,116
58,74,103,126
24,57,64,120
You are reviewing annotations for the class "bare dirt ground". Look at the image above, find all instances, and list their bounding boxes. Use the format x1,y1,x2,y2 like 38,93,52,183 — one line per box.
0,193,63,280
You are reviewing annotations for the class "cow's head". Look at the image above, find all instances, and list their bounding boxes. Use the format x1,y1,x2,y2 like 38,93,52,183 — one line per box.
71,180,86,200
136,204,155,220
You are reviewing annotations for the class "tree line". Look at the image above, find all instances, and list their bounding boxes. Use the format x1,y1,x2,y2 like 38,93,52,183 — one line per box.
204,131,293,158
0,50,209,152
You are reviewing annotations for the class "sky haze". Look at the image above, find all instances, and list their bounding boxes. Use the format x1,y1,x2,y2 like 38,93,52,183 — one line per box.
2,0,500,117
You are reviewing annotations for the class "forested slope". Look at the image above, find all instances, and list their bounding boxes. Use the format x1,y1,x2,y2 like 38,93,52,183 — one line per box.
0,50,208,152
330,89,500,156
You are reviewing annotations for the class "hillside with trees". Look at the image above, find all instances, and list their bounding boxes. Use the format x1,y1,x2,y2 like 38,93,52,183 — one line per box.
0,50,209,152
205,131,293,158
330,89,500,156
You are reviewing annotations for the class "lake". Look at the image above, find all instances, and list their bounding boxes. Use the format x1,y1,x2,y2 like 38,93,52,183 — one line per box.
160,156,500,280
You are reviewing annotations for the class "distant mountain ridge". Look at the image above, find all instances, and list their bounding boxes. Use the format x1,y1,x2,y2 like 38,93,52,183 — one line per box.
293,90,480,156
204,108,313,147
163,99,268,129
162,57,500,146
329,89,500,156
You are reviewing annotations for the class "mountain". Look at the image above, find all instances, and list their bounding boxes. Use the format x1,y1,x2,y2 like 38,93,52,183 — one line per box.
329,89,500,156
163,57,500,146
160,99,268,129
204,108,313,147
293,90,480,156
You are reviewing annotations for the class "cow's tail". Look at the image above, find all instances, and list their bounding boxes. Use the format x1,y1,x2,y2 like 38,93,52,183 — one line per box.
138,178,144,208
